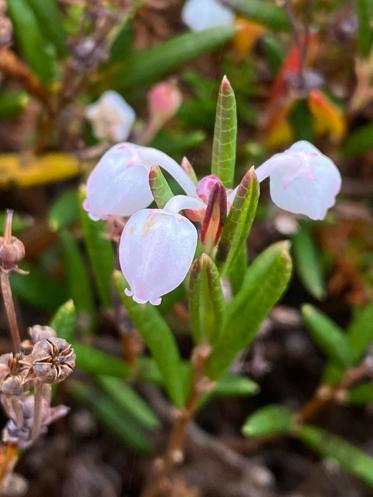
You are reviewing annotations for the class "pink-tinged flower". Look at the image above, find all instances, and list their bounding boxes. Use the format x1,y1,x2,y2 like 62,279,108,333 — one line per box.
255,141,341,220
119,207,198,305
85,91,135,142
84,143,197,220
181,0,234,31
147,80,182,125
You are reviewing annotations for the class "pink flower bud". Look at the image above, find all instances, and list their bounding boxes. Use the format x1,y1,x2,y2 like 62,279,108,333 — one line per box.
119,209,198,305
196,175,223,204
147,80,182,125
255,141,341,220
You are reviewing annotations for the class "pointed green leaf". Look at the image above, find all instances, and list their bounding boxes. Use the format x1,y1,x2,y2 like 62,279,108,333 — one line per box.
71,382,150,453
113,26,235,89
322,361,345,386
213,374,259,397
60,229,95,333
207,241,292,379
114,271,185,407
297,424,373,486
347,383,373,405
347,304,373,363
48,189,79,232
149,166,174,208
50,300,76,342
292,222,325,300
73,343,129,378
342,123,373,157
0,91,29,118
7,0,56,83
211,76,237,188
242,405,293,437
357,0,373,57
79,187,115,309
226,0,291,30
302,305,351,367
216,168,259,275
189,254,225,345
98,376,159,429
228,242,248,294
28,0,66,55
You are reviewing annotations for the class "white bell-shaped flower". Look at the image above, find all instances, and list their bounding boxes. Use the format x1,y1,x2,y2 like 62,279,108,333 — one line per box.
119,208,198,305
85,91,136,142
255,141,342,220
84,143,197,220
181,0,234,31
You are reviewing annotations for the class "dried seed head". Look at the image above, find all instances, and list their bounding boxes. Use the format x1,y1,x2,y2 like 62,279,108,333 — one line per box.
0,375,24,396
32,338,76,384
28,325,56,344
0,236,25,272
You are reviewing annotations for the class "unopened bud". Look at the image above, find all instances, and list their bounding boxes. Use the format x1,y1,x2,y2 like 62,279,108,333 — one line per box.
1,375,24,396
32,338,76,383
147,80,182,125
200,181,227,252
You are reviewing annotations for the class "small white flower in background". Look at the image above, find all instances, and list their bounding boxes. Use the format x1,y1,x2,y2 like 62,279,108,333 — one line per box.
85,91,136,143
255,141,342,221
84,139,341,305
181,0,234,31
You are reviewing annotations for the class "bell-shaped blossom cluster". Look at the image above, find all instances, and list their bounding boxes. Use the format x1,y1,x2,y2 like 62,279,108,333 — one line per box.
84,140,341,305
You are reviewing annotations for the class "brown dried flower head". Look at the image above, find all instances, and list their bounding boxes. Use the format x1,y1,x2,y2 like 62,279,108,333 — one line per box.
32,338,76,384
28,325,56,344
0,236,25,272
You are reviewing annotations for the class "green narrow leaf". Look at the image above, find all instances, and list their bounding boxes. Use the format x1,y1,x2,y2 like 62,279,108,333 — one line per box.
216,168,259,276
114,271,185,407
297,424,373,486
292,222,325,299
302,305,351,367
242,405,293,437
261,34,285,73
28,0,66,55
7,0,55,83
342,123,373,157
73,343,129,378
211,76,237,188
289,99,314,142
189,254,225,345
226,0,291,30
50,300,76,342
113,26,235,90
347,383,373,405
109,17,133,62
347,304,373,363
207,241,292,380
213,374,259,397
60,229,95,333
48,189,79,232
149,166,174,208
357,0,373,57
10,262,67,311
98,376,159,429
71,382,150,453
79,187,115,309
321,361,345,386
0,91,29,118
228,242,248,294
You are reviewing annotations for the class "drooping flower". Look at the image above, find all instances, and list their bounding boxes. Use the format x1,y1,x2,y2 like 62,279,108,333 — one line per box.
84,143,196,220
85,91,136,142
255,141,341,220
119,196,203,305
181,0,234,31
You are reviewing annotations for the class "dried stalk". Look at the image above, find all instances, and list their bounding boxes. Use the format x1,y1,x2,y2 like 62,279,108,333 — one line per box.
141,344,212,497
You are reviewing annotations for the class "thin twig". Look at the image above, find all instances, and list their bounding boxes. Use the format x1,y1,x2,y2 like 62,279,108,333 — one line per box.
31,381,43,442
140,344,212,497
